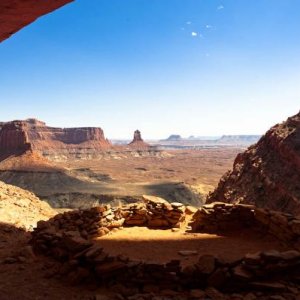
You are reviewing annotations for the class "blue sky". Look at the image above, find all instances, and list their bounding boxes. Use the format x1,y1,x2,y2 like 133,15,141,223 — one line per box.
0,0,299,139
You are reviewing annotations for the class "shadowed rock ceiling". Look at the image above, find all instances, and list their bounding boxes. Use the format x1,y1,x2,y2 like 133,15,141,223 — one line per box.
0,0,73,42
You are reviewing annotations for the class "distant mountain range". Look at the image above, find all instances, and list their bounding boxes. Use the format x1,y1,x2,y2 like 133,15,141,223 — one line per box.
160,134,261,144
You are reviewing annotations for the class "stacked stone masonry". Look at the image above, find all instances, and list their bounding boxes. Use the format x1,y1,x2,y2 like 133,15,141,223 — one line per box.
31,200,300,295
191,202,300,247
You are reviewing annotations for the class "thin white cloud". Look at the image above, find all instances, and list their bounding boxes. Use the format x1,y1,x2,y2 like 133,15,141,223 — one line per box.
191,32,198,37
217,5,224,10
205,25,212,29
186,21,192,25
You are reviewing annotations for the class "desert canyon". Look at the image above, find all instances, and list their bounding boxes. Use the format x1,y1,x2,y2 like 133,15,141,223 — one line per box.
1,1,300,300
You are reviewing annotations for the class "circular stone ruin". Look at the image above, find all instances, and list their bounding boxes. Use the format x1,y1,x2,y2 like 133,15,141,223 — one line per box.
31,197,300,298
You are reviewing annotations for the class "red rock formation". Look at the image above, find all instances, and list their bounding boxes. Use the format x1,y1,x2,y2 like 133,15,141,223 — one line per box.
128,130,150,150
0,121,32,157
207,111,300,215
0,0,73,42
0,119,112,160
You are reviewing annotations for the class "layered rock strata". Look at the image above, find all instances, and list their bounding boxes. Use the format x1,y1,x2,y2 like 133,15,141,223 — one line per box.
0,119,112,160
207,112,300,215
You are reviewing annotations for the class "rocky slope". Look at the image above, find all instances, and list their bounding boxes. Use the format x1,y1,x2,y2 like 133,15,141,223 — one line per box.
0,180,55,229
207,111,300,215
0,0,73,42
0,118,112,161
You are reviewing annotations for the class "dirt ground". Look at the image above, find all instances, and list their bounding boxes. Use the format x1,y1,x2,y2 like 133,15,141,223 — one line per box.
0,224,111,300
97,227,287,267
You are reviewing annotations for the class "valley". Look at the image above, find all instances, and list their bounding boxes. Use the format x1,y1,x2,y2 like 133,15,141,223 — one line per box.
0,147,241,209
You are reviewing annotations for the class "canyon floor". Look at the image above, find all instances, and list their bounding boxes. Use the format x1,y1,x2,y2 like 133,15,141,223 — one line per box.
0,148,242,209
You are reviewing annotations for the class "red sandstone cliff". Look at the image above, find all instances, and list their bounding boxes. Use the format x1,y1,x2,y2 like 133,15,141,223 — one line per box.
0,119,112,160
128,130,150,150
207,111,300,215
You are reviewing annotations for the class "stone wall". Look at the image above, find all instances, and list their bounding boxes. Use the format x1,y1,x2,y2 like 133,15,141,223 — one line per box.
190,202,300,248
30,200,300,295
123,196,186,228
32,224,300,294
33,196,186,241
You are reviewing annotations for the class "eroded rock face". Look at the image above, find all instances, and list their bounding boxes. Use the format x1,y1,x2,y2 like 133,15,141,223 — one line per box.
0,118,112,160
207,112,300,215
0,121,32,156
0,0,73,42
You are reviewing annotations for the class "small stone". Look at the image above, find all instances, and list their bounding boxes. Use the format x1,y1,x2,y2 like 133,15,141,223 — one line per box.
63,235,92,252
22,245,35,260
205,287,226,300
280,250,300,260
148,218,169,227
95,261,127,277
67,267,90,284
95,295,111,300
268,296,285,300
143,284,159,293
185,206,198,214
111,284,139,297
244,293,257,300
3,257,17,264
230,294,243,300
249,282,286,291
161,289,179,296
291,220,300,235
287,286,299,294
178,250,198,256
17,256,27,263
244,252,261,265
171,202,184,208
261,250,281,261
85,245,103,259
190,289,205,298
232,265,253,281
207,268,228,288
203,202,225,209
196,255,216,274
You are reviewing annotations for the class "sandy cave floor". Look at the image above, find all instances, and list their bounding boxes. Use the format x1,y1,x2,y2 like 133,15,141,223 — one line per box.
96,226,288,267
